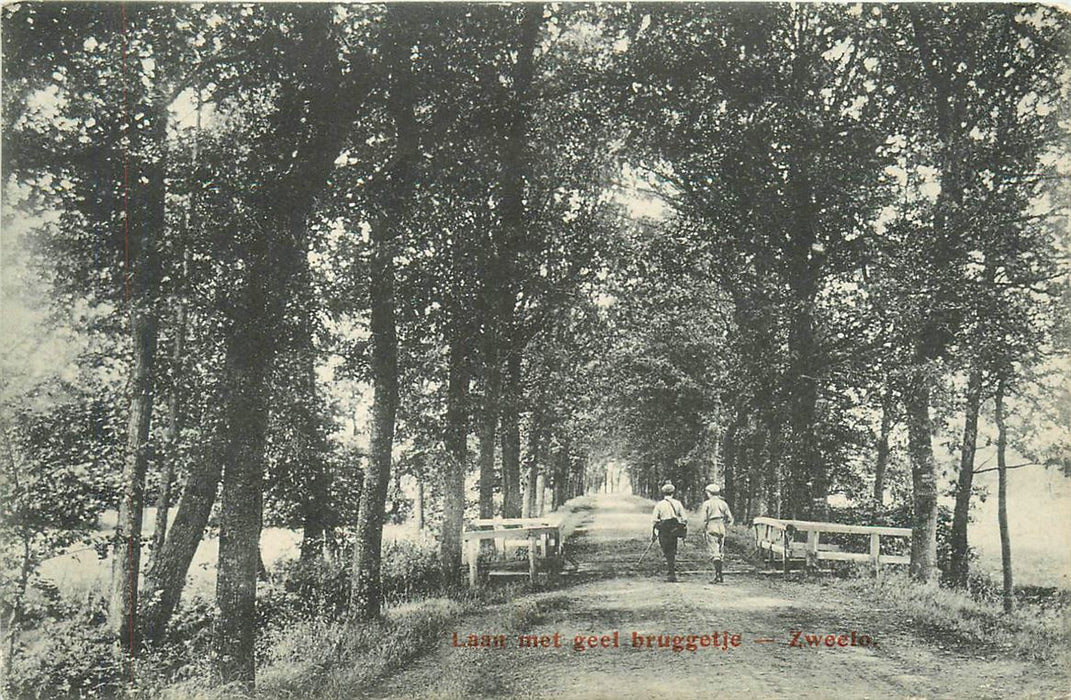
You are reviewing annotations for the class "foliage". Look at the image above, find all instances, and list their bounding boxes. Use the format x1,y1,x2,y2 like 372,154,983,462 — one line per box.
4,608,120,699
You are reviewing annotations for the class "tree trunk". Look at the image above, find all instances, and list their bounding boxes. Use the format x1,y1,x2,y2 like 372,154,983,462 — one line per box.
350,8,415,620
440,331,470,586
749,426,767,521
500,350,523,518
906,366,939,583
523,385,547,518
216,9,349,683
722,411,744,518
3,535,31,683
215,270,277,684
0,426,30,683
479,4,544,522
151,96,198,567
949,365,983,587
762,407,783,518
783,148,824,521
414,478,425,530
535,472,546,516
109,103,166,655
298,445,330,564
141,439,222,644
873,383,894,508
349,217,401,620
295,285,330,564
995,378,1014,613
150,286,186,566
299,474,330,563
905,10,967,586
551,447,568,510
476,348,501,520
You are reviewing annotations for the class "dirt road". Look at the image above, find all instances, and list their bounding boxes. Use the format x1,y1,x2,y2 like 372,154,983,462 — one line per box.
370,494,1068,699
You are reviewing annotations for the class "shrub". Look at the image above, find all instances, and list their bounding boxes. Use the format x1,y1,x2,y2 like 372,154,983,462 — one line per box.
5,616,121,699
380,539,443,604
265,557,350,623
266,538,445,625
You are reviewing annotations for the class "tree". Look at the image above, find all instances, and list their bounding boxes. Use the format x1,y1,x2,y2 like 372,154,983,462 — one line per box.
350,5,417,621
208,6,351,683
616,4,900,513
899,3,1068,583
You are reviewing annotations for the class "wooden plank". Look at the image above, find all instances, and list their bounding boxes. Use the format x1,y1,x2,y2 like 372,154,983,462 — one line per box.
468,518,558,528
870,532,881,576
815,551,870,562
880,554,910,565
462,526,559,542
751,516,910,537
813,551,910,564
784,521,910,537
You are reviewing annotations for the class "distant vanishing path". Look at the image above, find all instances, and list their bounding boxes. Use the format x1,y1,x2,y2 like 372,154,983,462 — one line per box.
369,493,1068,700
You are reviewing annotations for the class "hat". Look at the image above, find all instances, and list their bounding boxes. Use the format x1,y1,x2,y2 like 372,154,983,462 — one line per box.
661,483,676,495
705,483,721,494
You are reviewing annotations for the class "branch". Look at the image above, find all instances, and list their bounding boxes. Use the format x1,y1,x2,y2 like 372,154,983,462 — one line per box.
972,461,1042,475
159,25,283,108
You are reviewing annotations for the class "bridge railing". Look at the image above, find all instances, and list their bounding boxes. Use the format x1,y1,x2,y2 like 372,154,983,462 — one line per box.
752,516,911,575
462,518,563,586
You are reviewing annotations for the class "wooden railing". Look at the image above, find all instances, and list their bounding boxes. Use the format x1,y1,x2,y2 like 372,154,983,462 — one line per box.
752,516,911,575
463,518,563,586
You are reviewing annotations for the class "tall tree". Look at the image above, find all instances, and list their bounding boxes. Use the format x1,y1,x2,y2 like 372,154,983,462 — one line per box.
350,5,417,621
900,4,1068,582
212,7,350,683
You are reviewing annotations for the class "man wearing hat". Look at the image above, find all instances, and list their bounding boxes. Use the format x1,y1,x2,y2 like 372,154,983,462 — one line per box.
651,482,687,582
701,484,734,583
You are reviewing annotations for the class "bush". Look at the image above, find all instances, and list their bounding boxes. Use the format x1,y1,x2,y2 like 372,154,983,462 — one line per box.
262,557,350,625
380,539,443,604
267,539,445,625
6,616,121,699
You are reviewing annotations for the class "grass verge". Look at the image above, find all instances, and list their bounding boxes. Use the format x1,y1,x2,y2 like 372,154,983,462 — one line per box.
797,571,1070,667
251,588,567,700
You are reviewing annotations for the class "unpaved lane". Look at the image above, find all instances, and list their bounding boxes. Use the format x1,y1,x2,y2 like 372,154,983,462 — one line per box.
370,494,1067,700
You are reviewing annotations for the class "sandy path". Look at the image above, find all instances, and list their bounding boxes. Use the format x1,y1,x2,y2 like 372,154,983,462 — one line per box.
369,494,1068,700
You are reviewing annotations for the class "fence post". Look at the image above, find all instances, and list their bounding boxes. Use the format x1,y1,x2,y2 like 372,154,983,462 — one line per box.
529,531,538,582
782,528,791,575
869,532,881,577
806,530,820,570
468,536,480,587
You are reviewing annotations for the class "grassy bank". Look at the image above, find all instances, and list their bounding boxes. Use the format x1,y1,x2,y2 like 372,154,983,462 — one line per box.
723,521,1068,666
803,572,1071,666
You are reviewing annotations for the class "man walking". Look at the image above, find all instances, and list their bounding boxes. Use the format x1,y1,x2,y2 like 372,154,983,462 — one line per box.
701,483,733,583
651,482,687,582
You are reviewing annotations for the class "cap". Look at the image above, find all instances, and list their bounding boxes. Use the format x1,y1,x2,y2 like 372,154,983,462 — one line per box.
661,483,676,495
705,483,721,494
